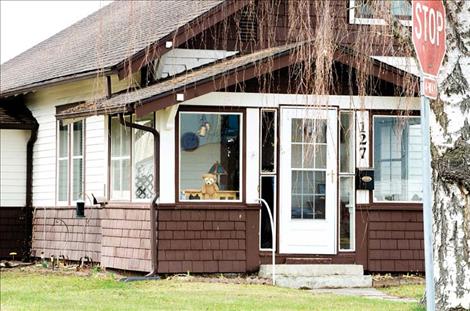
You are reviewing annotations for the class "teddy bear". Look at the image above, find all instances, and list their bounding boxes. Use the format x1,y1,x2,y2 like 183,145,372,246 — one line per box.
201,173,219,199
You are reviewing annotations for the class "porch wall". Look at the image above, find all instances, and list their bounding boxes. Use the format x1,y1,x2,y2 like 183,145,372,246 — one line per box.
30,205,260,273
356,206,424,272
0,207,26,258
157,205,260,273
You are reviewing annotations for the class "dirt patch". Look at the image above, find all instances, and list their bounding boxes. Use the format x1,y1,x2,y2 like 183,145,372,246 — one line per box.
2,260,270,285
372,274,425,288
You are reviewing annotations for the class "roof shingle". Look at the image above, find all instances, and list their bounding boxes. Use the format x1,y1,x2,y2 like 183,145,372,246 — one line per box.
0,1,224,95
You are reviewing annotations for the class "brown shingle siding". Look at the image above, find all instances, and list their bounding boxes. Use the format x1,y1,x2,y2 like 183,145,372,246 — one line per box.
357,207,424,273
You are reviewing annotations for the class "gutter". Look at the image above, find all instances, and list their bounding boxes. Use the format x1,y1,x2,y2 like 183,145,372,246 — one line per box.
23,121,39,260
118,114,159,277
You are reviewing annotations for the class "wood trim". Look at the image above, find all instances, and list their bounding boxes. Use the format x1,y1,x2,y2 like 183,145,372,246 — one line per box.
135,52,295,117
158,203,260,211
116,0,250,79
356,203,423,211
175,107,247,206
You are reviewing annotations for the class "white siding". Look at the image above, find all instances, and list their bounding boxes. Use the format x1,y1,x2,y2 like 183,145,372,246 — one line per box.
157,108,176,203
245,109,260,204
26,76,131,207
0,129,29,206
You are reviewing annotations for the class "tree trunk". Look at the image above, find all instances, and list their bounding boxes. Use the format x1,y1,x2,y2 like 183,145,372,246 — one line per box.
431,1,470,309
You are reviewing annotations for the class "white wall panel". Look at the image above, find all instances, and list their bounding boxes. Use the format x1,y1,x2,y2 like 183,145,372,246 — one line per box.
0,129,29,206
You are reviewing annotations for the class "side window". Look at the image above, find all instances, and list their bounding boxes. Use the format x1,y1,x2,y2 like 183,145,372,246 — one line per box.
57,120,84,204
373,116,422,202
350,0,411,25
109,114,155,201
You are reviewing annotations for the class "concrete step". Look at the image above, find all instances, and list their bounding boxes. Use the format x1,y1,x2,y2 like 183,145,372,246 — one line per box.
259,264,364,278
275,275,373,289
259,264,372,289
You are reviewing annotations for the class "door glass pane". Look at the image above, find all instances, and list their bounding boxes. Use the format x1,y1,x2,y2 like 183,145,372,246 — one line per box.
291,119,303,143
314,145,327,169
291,171,302,194
302,195,314,219
290,116,328,220
291,145,302,168
314,195,326,219
314,120,327,143
314,171,326,195
291,195,302,219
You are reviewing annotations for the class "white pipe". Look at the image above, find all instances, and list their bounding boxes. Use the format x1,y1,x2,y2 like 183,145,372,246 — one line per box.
257,198,276,286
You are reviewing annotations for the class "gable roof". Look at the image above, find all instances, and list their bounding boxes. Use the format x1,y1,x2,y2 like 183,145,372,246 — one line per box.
57,41,419,120
0,0,225,95
56,42,301,120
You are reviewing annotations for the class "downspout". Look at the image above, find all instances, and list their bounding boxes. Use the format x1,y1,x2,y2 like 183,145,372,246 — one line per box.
22,122,39,260
119,114,159,276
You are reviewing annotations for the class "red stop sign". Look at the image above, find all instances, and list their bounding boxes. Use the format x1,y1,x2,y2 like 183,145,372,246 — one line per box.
412,0,446,77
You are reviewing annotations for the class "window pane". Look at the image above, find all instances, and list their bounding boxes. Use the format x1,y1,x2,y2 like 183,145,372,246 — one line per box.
391,0,411,17
58,159,68,202
133,113,155,200
111,116,131,200
374,117,422,202
261,110,276,173
73,121,83,156
59,123,68,158
340,112,354,173
260,176,275,249
180,113,241,201
72,158,83,201
340,176,354,250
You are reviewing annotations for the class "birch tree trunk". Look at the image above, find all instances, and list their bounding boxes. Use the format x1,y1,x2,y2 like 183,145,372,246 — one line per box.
431,1,470,309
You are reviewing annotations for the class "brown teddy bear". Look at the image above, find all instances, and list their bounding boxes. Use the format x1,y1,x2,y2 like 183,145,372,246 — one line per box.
201,173,219,199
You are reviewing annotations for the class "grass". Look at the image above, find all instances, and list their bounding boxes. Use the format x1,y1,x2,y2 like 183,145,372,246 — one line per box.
0,270,425,311
379,284,425,300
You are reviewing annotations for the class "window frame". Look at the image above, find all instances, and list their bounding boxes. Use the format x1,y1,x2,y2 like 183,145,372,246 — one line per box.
349,0,412,27
259,108,278,252
372,114,423,204
56,119,85,206
338,111,356,252
108,113,156,203
177,109,244,204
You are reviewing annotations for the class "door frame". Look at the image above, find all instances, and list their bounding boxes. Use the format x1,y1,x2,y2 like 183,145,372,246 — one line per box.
278,106,338,255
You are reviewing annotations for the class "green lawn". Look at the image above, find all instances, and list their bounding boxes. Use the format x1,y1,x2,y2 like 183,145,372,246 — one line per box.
0,270,424,311
379,284,425,300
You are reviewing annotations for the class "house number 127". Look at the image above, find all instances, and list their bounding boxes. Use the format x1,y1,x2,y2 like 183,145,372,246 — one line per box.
359,121,367,159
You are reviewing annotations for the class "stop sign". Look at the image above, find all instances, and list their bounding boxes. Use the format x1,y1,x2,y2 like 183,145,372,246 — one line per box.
412,0,446,77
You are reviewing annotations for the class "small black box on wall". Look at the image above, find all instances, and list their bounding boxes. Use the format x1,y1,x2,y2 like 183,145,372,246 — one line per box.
356,168,375,191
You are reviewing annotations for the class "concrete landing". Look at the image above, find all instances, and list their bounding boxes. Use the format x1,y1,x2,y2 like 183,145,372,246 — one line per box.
259,264,372,289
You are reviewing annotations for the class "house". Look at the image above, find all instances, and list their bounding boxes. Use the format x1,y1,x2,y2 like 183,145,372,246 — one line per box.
0,0,425,275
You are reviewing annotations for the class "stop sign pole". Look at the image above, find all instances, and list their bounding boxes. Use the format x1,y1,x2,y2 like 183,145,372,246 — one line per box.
412,1,446,311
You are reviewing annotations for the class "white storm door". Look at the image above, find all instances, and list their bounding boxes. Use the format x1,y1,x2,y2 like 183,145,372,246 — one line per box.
279,108,338,254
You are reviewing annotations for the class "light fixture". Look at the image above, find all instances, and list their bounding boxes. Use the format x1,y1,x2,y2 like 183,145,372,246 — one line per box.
197,115,211,137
